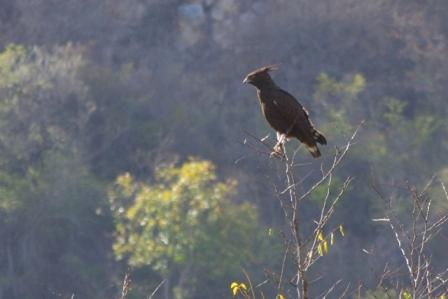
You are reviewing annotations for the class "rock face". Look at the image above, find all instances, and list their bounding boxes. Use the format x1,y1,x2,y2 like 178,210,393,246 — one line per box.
178,3,206,24
173,0,272,49
177,3,206,47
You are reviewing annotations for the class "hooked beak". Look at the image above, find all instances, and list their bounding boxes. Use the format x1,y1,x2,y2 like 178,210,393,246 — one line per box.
242,77,249,84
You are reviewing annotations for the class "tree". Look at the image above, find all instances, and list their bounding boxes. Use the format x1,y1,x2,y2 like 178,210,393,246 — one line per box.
237,122,361,299
0,43,91,170
0,44,113,299
109,159,270,299
371,177,448,298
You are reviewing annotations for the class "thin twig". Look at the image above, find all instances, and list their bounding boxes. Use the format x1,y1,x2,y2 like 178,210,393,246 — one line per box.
278,241,290,292
242,268,256,299
441,180,448,202
337,283,351,299
299,121,364,201
120,273,131,299
320,279,343,299
147,280,166,299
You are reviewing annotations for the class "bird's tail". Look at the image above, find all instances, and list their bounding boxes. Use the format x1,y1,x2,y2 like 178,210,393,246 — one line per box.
306,144,321,158
312,129,327,145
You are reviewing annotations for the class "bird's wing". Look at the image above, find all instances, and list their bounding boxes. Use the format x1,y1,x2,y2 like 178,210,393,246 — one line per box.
274,89,326,145
271,88,312,128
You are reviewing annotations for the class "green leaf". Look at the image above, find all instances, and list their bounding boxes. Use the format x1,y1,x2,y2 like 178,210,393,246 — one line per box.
401,290,412,299
317,243,323,256
317,230,324,241
339,225,345,237
323,240,329,254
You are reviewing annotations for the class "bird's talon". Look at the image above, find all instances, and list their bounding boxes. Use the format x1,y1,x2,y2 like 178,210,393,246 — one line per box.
269,151,282,159
270,144,285,159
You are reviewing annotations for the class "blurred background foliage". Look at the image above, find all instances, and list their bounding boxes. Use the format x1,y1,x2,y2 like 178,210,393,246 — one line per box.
109,159,275,298
0,0,447,298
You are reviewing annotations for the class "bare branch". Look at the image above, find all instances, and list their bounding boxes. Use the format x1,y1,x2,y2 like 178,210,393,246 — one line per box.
320,279,343,299
373,178,448,298
388,220,414,286
244,122,361,298
147,280,166,299
278,241,290,292
120,273,131,299
441,180,448,202
299,121,364,201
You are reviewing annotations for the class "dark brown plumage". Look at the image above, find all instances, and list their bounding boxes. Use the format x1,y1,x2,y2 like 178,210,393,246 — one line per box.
243,66,327,158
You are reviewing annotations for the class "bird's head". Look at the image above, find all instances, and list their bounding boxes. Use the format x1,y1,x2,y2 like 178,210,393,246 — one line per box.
243,65,278,88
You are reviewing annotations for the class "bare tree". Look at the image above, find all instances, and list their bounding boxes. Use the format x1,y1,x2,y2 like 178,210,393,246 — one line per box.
372,177,448,298
242,123,363,299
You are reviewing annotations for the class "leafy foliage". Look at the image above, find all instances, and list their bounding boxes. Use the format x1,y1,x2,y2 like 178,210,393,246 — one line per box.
0,44,111,299
0,44,90,167
109,159,266,297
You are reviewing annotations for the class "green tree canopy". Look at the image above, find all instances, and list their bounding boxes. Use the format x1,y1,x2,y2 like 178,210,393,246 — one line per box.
109,159,267,298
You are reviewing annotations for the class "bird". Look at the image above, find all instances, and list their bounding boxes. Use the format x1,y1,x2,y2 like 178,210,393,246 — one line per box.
243,65,326,158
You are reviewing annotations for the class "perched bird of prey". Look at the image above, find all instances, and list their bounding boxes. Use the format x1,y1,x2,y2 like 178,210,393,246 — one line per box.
243,66,326,158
